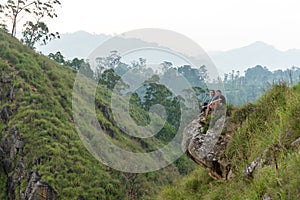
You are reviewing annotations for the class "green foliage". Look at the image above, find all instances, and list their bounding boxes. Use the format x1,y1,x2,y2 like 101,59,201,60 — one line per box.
48,51,65,64
177,65,208,88
98,68,123,90
221,66,300,105
2,0,61,47
158,168,213,200
56,56,94,79
0,29,196,199
159,81,300,199
21,21,59,49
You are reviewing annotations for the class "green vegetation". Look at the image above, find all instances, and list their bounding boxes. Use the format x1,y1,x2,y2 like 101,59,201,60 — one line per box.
158,83,300,199
1,0,61,48
0,29,197,199
2,24,300,200
221,66,300,105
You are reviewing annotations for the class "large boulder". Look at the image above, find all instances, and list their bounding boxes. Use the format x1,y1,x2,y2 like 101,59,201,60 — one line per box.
182,116,232,180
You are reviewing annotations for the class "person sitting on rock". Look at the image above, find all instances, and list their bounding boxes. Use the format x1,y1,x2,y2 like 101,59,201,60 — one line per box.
201,90,217,118
213,90,226,113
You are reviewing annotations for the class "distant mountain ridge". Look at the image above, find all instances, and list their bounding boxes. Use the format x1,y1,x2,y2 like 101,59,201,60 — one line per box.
210,41,300,73
37,31,300,73
36,31,111,59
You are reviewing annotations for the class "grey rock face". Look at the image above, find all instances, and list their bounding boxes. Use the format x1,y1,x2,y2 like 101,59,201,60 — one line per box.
291,137,300,148
1,126,56,200
243,157,260,177
1,126,24,172
182,116,232,180
1,126,26,199
263,193,272,200
0,106,12,122
243,148,277,179
0,69,57,200
21,170,57,200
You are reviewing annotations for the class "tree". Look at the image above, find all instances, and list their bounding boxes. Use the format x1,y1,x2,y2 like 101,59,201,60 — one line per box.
177,65,207,88
2,0,61,47
0,4,7,30
199,65,209,80
21,20,59,49
245,65,272,83
48,51,65,64
131,57,147,73
160,61,173,72
98,68,122,90
78,60,94,79
95,50,121,70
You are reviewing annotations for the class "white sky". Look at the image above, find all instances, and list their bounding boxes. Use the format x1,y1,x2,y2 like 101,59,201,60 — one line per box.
2,0,300,51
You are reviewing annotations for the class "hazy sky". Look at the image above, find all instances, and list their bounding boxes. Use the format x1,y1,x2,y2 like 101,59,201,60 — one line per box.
2,0,300,51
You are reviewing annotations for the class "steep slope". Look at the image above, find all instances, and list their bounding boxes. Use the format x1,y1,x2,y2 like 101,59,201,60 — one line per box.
0,30,196,199
0,29,119,200
158,83,300,199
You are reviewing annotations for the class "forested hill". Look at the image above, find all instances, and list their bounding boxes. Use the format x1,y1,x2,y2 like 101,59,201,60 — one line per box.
2,28,300,200
158,82,300,199
0,30,196,199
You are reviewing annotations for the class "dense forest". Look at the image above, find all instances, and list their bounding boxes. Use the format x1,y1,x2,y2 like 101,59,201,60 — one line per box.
222,66,300,105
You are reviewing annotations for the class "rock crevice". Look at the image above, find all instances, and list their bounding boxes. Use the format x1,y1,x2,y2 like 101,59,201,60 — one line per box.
182,116,232,180
0,125,57,200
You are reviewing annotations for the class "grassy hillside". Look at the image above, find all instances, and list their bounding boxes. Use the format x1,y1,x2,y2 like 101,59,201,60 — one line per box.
158,83,300,199
0,30,196,199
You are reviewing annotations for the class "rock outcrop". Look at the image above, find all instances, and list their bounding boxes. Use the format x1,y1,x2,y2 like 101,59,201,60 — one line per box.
243,145,281,179
0,125,57,200
291,137,300,148
1,125,26,199
21,170,57,200
0,105,13,122
182,115,233,180
0,72,56,199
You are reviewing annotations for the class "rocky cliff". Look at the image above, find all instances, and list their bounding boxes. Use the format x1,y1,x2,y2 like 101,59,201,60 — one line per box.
0,65,57,199
182,112,234,180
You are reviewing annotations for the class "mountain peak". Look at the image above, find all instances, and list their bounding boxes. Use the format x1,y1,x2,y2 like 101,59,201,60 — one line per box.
241,41,275,50
210,41,300,73
251,41,270,46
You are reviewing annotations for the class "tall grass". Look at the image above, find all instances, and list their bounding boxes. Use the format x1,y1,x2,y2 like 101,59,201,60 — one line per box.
158,83,300,199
